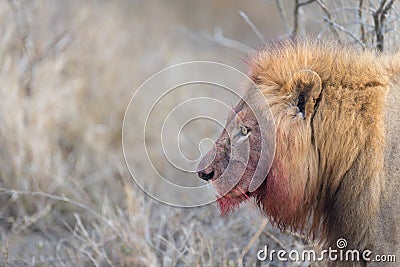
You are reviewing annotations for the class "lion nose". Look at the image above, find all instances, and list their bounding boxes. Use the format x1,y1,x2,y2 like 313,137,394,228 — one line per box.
198,169,214,181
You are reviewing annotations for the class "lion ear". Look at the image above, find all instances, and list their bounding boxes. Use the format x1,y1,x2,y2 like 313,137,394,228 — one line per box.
289,70,322,121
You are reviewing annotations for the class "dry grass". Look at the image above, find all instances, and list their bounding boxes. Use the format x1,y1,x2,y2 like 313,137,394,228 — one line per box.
0,1,397,266
0,1,313,266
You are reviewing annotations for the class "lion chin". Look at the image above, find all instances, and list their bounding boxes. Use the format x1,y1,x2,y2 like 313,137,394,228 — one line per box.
216,189,251,216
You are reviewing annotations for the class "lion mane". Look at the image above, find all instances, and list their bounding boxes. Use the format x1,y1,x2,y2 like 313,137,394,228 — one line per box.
198,39,400,265
247,40,399,265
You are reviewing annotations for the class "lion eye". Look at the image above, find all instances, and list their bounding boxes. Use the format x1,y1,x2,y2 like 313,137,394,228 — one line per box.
231,125,251,146
240,126,250,136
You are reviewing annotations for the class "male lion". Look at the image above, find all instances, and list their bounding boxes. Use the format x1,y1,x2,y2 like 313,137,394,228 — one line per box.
197,40,399,266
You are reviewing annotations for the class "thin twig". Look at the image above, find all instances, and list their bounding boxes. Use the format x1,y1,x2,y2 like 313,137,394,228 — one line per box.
316,23,329,41
297,0,318,7
239,11,266,43
237,219,268,266
359,0,366,44
293,0,317,37
202,27,254,54
73,213,115,267
274,0,291,34
264,230,288,250
315,0,342,42
13,202,52,233
374,0,388,51
323,17,367,48
0,188,114,230
373,0,397,51
56,239,70,266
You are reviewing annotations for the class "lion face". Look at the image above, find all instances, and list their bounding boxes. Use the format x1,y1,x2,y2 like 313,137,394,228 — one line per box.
197,100,264,214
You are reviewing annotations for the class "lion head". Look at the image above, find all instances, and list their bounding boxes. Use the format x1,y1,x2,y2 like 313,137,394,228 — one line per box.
197,40,388,251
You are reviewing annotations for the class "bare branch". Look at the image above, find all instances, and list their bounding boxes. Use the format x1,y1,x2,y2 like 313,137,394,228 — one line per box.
323,17,367,48
274,0,291,34
359,0,367,44
374,0,397,51
315,0,342,42
202,27,255,54
316,23,329,41
293,0,317,37
239,11,266,43
297,0,317,7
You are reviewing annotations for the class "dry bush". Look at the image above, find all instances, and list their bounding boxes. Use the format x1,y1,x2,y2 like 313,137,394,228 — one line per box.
289,0,399,51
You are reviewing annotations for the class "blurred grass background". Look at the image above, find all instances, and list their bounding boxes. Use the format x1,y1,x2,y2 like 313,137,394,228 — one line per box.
0,1,398,266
